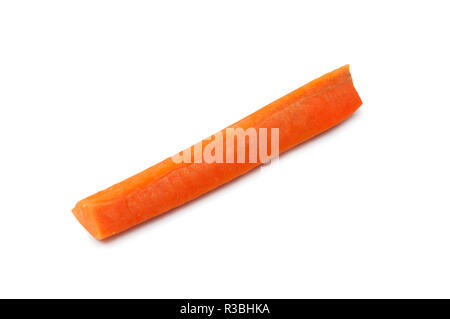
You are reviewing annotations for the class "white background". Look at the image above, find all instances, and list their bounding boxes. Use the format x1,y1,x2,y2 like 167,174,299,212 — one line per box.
1,1,449,298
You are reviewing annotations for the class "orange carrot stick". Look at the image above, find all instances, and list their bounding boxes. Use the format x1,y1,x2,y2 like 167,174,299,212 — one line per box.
73,65,362,240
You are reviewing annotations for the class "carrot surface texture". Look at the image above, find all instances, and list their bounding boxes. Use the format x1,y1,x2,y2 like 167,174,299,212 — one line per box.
73,65,362,240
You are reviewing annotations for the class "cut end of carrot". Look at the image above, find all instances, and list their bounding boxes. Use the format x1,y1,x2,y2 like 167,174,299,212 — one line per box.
72,201,104,240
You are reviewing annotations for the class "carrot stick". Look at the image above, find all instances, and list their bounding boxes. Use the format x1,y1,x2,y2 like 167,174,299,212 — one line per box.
73,65,362,240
